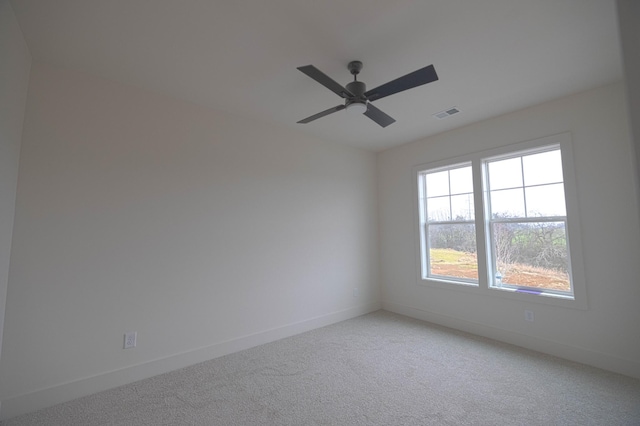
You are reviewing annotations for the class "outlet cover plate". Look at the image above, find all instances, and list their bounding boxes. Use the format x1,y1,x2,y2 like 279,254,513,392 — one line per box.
124,332,137,349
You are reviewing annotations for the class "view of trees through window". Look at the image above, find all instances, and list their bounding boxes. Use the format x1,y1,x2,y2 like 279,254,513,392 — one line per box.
491,221,569,291
428,223,477,280
427,221,570,291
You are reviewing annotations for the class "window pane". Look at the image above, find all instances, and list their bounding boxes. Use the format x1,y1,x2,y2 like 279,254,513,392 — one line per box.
427,196,451,221
488,157,522,190
491,221,570,292
449,166,473,195
428,223,478,281
451,193,475,220
523,150,563,186
490,188,525,218
426,170,449,197
525,184,566,217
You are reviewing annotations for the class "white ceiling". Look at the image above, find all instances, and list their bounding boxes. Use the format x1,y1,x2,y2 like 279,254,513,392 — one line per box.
10,0,622,151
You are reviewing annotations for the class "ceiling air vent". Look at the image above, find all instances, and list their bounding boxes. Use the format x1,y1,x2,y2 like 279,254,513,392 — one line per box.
433,107,460,120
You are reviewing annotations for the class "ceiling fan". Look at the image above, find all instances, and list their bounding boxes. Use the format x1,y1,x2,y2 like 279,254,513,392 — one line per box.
297,61,438,128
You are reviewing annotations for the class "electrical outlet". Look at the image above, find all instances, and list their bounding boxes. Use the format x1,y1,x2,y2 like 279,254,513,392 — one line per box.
353,288,359,298
124,332,137,349
524,310,534,322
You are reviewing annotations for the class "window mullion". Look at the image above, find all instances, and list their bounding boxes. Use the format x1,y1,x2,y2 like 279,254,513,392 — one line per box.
521,156,528,218
424,222,431,278
447,170,453,220
489,215,567,224
429,220,475,226
472,158,489,290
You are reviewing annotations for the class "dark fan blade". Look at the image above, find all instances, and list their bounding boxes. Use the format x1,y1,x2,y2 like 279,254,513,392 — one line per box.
364,103,396,128
364,64,438,102
297,65,354,99
297,104,346,124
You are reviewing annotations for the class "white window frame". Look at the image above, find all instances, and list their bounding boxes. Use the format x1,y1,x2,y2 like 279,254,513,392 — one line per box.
413,133,587,309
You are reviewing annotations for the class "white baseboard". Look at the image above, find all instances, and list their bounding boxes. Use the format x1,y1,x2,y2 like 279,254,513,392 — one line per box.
0,301,381,421
383,301,640,380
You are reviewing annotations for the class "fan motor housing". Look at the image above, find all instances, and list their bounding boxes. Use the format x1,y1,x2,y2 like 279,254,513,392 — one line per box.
346,81,366,98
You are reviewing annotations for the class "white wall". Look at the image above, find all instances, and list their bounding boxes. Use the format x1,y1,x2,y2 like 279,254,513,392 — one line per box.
0,0,31,399
378,82,640,378
0,63,380,419
617,0,640,203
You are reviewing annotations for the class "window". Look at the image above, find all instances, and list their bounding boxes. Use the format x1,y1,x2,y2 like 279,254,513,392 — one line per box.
415,133,585,305
484,147,572,296
417,163,478,284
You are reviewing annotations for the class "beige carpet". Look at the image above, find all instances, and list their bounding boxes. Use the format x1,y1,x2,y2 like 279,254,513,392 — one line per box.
2,310,639,425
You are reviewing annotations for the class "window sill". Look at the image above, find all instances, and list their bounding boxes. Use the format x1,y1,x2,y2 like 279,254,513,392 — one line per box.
418,277,479,291
491,285,574,300
417,277,587,310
